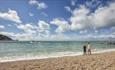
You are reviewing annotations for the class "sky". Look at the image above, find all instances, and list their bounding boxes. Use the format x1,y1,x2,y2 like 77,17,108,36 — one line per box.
0,0,115,41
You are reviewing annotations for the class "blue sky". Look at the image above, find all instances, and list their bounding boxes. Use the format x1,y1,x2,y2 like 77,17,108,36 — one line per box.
0,0,115,41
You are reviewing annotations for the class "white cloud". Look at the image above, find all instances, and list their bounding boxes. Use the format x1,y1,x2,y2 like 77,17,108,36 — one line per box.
17,24,34,30
0,30,49,41
16,23,36,34
29,12,34,17
94,30,98,33
79,30,87,34
29,0,47,9
65,33,115,41
0,9,22,23
0,31,15,39
49,34,70,41
0,22,49,41
93,3,115,28
71,0,76,6
85,0,101,8
13,20,51,40
111,26,115,30
0,30,115,41
51,18,70,33
38,20,50,32
65,6,72,13
0,25,5,29
29,0,38,5
70,6,93,31
70,2,115,31
0,31,71,41
41,12,48,17
112,32,115,35
1,2,115,41
14,33,34,41
0,31,35,41
0,32,14,36
37,2,47,9
36,20,50,38
8,24,12,27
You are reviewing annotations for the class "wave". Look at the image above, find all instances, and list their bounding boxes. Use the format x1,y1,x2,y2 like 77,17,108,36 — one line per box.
0,48,115,62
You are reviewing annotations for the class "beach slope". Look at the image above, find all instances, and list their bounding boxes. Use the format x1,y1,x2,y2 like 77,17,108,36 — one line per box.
0,52,115,70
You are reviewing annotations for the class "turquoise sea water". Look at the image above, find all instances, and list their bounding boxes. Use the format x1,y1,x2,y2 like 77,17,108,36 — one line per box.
0,41,115,61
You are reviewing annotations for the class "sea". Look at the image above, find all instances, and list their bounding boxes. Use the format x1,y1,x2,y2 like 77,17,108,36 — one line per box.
0,41,115,62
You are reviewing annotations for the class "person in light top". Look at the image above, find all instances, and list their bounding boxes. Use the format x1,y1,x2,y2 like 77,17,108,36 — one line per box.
87,42,91,55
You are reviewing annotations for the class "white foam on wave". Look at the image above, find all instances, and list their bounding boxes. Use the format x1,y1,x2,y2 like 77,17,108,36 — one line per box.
0,49,115,62
0,52,82,62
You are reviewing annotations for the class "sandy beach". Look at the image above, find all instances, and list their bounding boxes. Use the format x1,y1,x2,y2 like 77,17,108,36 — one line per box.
0,52,115,70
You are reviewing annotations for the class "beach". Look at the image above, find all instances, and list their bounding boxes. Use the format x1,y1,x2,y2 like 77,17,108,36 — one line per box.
0,51,115,70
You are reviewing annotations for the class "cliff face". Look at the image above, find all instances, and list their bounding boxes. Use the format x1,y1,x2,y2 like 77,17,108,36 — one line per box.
0,34,12,40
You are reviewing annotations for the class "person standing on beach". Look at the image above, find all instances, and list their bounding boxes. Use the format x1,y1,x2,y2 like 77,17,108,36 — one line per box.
87,42,91,55
83,45,87,55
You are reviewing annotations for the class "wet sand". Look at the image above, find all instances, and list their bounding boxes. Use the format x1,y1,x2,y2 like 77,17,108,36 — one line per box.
0,52,115,70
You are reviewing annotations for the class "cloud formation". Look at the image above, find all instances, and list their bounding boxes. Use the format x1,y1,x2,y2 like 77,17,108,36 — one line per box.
0,1,115,41
70,6,92,31
70,2,115,31
93,3,115,28
51,18,70,33
38,20,50,32
71,0,76,6
0,31,35,41
29,0,47,9
0,25,5,29
65,6,72,13
11,20,50,40
0,9,22,23
16,23,36,34
29,12,34,17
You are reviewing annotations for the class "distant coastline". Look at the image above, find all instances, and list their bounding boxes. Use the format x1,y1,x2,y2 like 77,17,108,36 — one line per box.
0,34,13,41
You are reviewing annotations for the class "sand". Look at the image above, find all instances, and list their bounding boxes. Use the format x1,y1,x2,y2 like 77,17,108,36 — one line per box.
0,52,115,70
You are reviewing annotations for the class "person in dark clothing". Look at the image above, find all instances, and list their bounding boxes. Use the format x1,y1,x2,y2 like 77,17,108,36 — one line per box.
83,45,87,55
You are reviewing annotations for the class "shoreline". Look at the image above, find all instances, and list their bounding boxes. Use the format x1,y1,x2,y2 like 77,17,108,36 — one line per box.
0,48,115,62
0,50,115,70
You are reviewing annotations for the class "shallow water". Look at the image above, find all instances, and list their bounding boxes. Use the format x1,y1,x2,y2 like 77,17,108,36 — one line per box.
0,41,115,61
